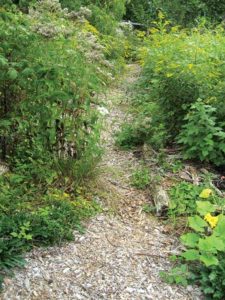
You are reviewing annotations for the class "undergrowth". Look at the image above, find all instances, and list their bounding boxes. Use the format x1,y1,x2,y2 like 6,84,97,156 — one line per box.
117,14,225,167
114,13,225,299
0,0,136,288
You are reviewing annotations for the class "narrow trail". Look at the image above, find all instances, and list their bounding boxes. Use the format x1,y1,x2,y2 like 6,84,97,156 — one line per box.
1,65,201,300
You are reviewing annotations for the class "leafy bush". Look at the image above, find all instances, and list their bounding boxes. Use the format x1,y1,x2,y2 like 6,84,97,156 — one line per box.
0,4,109,183
178,100,225,166
169,182,203,217
169,183,224,216
194,253,225,299
125,0,156,26
115,102,163,150
126,0,225,27
115,123,147,149
135,19,225,165
131,166,150,189
0,0,127,288
163,186,225,299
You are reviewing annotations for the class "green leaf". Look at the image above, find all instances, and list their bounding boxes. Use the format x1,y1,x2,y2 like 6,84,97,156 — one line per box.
198,235,225,252
199,189,213,199
214,215,225,237
10,232,18,238
188,215,208,232
200,254,218,267
181,249,199,261
22,67,34,77
25,234,33,240
0,56,8,67
196,201,215,216
7,68,18,80
180,233,200,247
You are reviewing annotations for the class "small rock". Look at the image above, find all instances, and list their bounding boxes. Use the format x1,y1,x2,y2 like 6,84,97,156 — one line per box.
152,185,170,216
24,278,30,291
63,268,70,273
187,285,194,292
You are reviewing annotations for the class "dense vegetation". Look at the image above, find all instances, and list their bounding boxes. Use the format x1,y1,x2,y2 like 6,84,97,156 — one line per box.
116,7,225,300
0,0,132,287
118,15,225,166
1,0,225,298
125,0,225,26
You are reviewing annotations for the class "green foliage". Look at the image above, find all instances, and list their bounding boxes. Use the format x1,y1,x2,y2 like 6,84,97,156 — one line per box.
126,0,225,27
0,177,101,288
169,182,203,216
160,264,189,286
60,0,127,35
131,166,150,189
135,21,225,166
169,182,224,217
115,123,147,150
194,253,225,300
164,189,225,299
178,100,225,165
125,0,156,26
0,5,107,184
115,103,160,150
0,0,127,288
154,0,206,27
142,203,156,214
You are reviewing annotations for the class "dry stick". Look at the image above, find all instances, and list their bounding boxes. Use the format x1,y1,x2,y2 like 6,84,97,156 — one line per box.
108,179,131,190
135,252,168,259
209,181,224,197
105,234,119,248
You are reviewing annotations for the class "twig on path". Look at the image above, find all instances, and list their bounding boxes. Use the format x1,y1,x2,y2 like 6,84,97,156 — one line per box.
108,179,131,190
135,252,169,259
105,234,119,248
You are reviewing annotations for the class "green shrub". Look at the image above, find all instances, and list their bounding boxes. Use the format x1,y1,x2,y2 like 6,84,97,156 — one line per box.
169,182,203,217
126,0,225,27
131,166,150,189
162,186,225,299
115,123,145,149
178,100,225,166
194,253,225,299
0,0,125,287
135,20,225,165
0,6,104,182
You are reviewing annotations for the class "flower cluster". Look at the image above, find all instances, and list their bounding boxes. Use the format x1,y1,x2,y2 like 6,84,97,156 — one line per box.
199,188,213,199
204,213,219,228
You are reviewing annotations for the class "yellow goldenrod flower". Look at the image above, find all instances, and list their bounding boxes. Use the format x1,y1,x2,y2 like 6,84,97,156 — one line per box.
199,189,213,199
204,213,219,228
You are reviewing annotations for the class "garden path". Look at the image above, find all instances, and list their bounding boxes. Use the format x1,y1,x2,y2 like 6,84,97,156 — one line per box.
1,65,202,300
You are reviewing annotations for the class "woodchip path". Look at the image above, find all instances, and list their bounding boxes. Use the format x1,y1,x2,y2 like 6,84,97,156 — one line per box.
1,65,202,300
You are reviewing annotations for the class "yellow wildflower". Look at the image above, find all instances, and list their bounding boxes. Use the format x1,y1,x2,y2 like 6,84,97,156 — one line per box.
204,213,219,228
199,189,213,199
188,64,194,70
83,21,99,36
63,192,70,198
